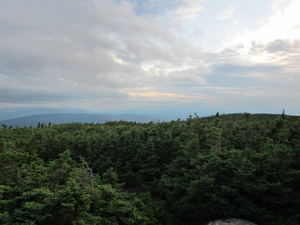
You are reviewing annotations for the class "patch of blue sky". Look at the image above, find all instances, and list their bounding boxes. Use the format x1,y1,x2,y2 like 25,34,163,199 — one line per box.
186,0,275,51
227,0,275,28
114,0,182,16
213,64,281,74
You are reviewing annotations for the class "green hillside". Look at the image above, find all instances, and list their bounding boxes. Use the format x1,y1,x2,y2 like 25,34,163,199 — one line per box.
1,113,299,224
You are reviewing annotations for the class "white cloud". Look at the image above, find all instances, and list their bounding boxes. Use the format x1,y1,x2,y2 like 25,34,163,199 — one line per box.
172,0,205,19
226,0,300,51
217,6,235,20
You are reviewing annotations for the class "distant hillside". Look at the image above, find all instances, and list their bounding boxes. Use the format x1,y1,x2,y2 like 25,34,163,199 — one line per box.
0,113,163,128
1,112,298,128
201,112,300,122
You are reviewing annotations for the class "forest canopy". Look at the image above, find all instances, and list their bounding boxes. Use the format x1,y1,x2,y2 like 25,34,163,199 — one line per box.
0,113,299,225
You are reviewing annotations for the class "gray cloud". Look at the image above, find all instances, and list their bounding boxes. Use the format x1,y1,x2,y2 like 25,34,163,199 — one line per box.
196,38,300,113
167,66,209,85
1,0,203,108
250,39,300,54
266,39,300,53
250,41,265,53
1,0,299,115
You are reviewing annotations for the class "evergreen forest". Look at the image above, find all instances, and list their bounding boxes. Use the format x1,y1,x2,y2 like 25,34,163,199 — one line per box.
0,113,299,225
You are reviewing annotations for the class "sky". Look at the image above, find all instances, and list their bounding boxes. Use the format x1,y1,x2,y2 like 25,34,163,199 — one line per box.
1,0,300,119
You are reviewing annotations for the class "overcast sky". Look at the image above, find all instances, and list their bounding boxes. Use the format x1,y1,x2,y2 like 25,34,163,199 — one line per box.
1,0,300,117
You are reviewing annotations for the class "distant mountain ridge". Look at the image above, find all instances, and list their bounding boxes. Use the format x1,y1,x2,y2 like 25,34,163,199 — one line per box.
0,113,163,128
2,112,298,128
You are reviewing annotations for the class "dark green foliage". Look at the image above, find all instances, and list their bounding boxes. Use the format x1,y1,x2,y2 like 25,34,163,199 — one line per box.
0,113,299,224
0,147,167,224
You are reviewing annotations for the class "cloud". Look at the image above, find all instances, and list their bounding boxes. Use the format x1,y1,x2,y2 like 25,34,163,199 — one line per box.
201,86,240,94
168,73,206,85
166,66,210,85
172,0,205,19
226,0,300,50
202,49,241,65
1,0,299,115
213,0,300,96
0,0,211,109
266,39,300,53
128,91,213,103
217,6,235,20
250,39,300,55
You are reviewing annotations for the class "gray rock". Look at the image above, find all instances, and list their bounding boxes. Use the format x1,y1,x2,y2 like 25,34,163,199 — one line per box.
207,218,257,225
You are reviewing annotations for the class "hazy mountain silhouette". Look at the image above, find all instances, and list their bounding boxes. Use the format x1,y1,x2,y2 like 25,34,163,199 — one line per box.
0,113,164,127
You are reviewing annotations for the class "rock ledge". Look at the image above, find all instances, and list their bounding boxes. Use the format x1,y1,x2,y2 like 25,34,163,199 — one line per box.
207,218,257,225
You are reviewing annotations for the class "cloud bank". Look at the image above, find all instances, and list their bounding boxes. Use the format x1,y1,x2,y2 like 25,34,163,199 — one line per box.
0,0,299,115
